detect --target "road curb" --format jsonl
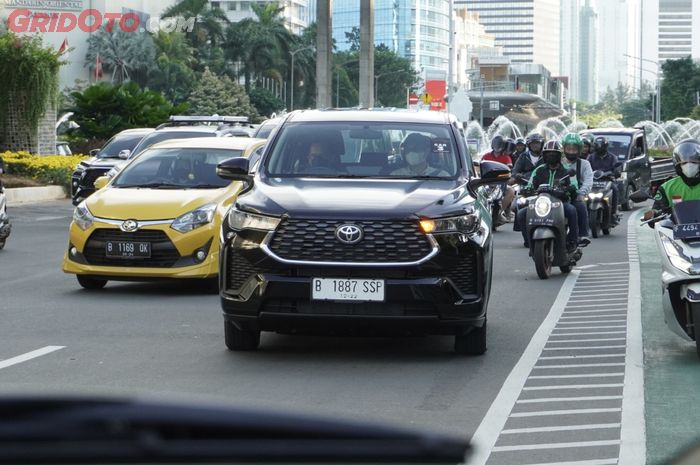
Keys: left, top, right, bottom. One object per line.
{"left": 5, "top": 186, "right": 67, "bottom": 206}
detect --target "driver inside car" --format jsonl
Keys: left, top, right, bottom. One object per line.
{"left": 391, "top": 133, "right": 449, "bottom": 176}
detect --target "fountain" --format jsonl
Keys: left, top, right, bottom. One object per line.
{"left": 464, "top": 120, "right": 488, "bottom": 155}
{"left": 485, "top": 115, "right": 523, "bottom": 141}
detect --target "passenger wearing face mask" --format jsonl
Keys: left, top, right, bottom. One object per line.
{"left": 644, "top": 139, "right": 700, "bottom": 221}
{"left": 561, "top": 133, "right": 593, "bottom": 244}
{"left": 512, "top": 133, "right": 544, "bottom": 184}
{"left": 391, "top": 133, "right": 449, "bottom": 177}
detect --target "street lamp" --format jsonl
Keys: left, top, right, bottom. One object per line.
{"left": 374, "top": 70, "right": 405, "bottom": 106}
{"left": 289, "top": 45, "right": 315, "bottom": 111}
{"left": 624, "top": 53, "right": 661, "bottom": 123}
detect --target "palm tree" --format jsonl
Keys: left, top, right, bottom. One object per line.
{"left": 162, "top": 0, "right": 230, "bottom": 48}
{"left": 85, "top": 26, "right": 156, "bottom": 86}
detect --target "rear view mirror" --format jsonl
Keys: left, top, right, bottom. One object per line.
{"left": 349, "top": 128, "right": 383, "bottom": 139}
{"left": 118, "top": 149, "right": 131, "bottom": 160}
{"left": 629, "top": 189, "right": 651, "bottom": 203}
{"left": 94, "top": 176, "right": 109, "bottom": 190}
{"left": 217, "top": 157, "right": 251, "bottom": 182}
{"left": 468, "top": 161, "right": 511, "bottom": 195}
{"left": 89, "top": 149, "right": 100, "bottom": 156}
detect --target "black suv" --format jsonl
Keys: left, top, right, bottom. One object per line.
{"left": 71, "top": 128, "right": 154, "bottom": 205}
{"left": 216, "top": 110, "right": 509, "bottom": 354}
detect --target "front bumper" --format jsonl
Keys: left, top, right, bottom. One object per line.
{"left": 220, "top": 228, "right": 492, "bottom": 336}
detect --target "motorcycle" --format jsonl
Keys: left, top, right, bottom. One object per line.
{"left": 525, "top": 178, "right": 583, "bottom": 279}
{"left": 484, "top": 182, "right": 506, "bottom": 230}
{"left": 637, "top": 196, "right": 700, "bottom": 357}
{"left": 586, "top": 170, "right": 621, "bottom": 238}
{"left": 0, "top": 164, "right": 11, "bottom": 250}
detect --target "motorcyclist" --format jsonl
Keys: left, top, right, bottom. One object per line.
{"left": 643, "top": 138, "right": 700, "bottom": 222}
{"left": 518, "top": 140, "right": 580, "bottom": 251}
{"left": 561, "top": 133, "right": 593, "bottom": 245}
{"left": 580, "top": 134, "right": 594, "bottom": 159}
{"left": 512, "top": 133, "right": 545, "bottom": 232}
{"left": 588, "top": 136, "right": 620, "bottom": 224}
{"left": 482, "top": 135, "right": 515, "bottom": 224}
{"left": 512, "top": 137, "right": 527, "bottom": 165}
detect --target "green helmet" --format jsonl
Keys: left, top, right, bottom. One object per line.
{"left": 562, "top": 133, "right": 583, "bottom": 161}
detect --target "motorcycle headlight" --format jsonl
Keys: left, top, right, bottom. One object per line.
{"left": 588, "top": 192, "right": 604, "bottom": 200}
{"left": 171, "top": 203, "right": 218, "bottom": 233}
{"left": 420, "top": 208, "right": 481, "bottom": 235}
{"left": 660, "top": 234, "right": 699, "bottom": 275}
{"left": 228, "top": 207, "right": 281, "bottom": 231}
{"left": 73, "top": 202, "right": 94, "bottom": 231}
{"left": 534, "top": 196, "right": 552, "bottom": 217}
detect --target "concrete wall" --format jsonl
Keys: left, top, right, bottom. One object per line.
{"left": 0, "top": 95, "right": 56, "bottom": 155}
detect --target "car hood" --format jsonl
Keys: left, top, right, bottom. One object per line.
{"left": 87, "top": 187, "right": 231, "bottom": 220}
{"left": 79, "top": 157, "right": 123, "bottom": 169}
{"left": 239, "top": 177, "right": 473, "bottom": 219}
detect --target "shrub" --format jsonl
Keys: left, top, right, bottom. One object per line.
{"left": 2, "top": 151, "right": 88, "bottom": 190}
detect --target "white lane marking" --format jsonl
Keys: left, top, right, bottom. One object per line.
{"left": 542, "top": 346, "right": 626, "bottom": 351}
{"left": 492, "top": 439, "right": 620, "bottom": 452}
{"left": 567, "top": 298, "right": 628, "bottom": 303}
{"left": 467, "top": 270, "right": 580, "bottom": 465}
{"left": 34, "top": 215, "right": 69, "bottom": 221}
{"left": 557, "top": 320, "right": 627, "bottom": 325}
{"left": 501, "top": 424, "right": 621, "bottom": 435}
{"left": 520, "top": 459, "right": 619, "bottom": 465}
{"left": 572, "top": 284, "right": 631, "bottom": 289}
{"left": 565, "top": 303, "right": 628, "bottom": 308}
{"left": 619, "top": 213, "right": 645, "bottom": 465}
{"left": 560, "top": 314, "right": 627, "bottom": 319}
{"left": 563, "top": 309, "right": 628, "bottom": 314}
{"left": 553, "top": 326, "right": 627, "bottom": 330}
{"left": 510, "top": 408, "right": 622, "bottom": 418}
{"left": 517, "top": 396, "right": 623, "bottom": 403}
{"left": 522, "top": 384, "right": 624, "bottom": 390}
{"left": 0, "top": 346, "right": 65, "bottom": 370}
{"left": 570, "top": 290, "right": 628, "bottom": 295}
{"left": 528, "top": 373, "right": 624, "bottom": 379}
{"left": 539, "top": 354, "right": 626, "bottom": 360}
{"left": 550, "top": 331, "right": 626, "bottom": 336}
{"left": 533, "top": 363, "right": 626, "bottom": 369}
{"left": 575, "top": 278, "right": 629, "bottom": 283}
{"left": 546, "top": 338, "right": 626, "bottom": 343}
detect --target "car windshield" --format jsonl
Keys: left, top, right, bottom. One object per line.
{"left": 600, "top": 134, "right": 632, "bottom": 160}
{"left": 113, "top": 148, "right": 243, "bottom": 188}
{"left": 265, "top": 122, "right": 459, "bottom": 178}
{"left": 98, "top": 133, "right": 148, "bottom": 158}
{"left": 130, "top": 131, "right": 215, "bottom": 158}
{"left": 254, "top": 120, "right": 279, "bottom": 139}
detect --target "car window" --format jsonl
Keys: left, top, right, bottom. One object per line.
{"left": 98, "top": 133, "right": 148, "bottom": 158}
{"left": 265, "top": 122, "right": 460, "bottom": 178}
{"left": 130, "top": 131, "right": 215, "bottom": 158}
{"left": 113, "top": 148, "right": 243, "bottom": 188}
{"left": 254, "top": 121, "right": 278, "bottom": 139}
{"left": 602, "top": 135, "right": 632, "bottom": 161}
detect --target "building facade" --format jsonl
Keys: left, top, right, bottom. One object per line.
{"left": 212, "top": 0, "right": 312, "bottom": 35}
{"left": 560, "top": 0, "right": 580, "bottom": 101}
{"left": 453, "top": 7, "right": 498, "bottom": 88}
{"left": 595, "top": 0, "right": 628, "bottom": 96}
{"left": 657, "top": 0, "right": 696, "bottom": 61}
{"left": 454, "top": 0, "right": 560, "bottom": 75}
{"left": 578, "top": 0, "right": 598, "bottom": 103}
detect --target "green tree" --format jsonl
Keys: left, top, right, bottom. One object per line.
{"left": 162, "top": 0, "right": 229, "bottom": 48}
{"left": 150, "top": 31, "right": 196, "bottom": 104}
{"left": 248, "top": 87, "right": 285, "bottom": 117}
{"left": 374, "top": 45, "right": 419, "bottom": 107}
{"left": 187, "top": 68, "right": 259, "bottom": 121}
{"left": 85, "top": 25, "right": 156, "bottom": 87}
{"left": 69, "top": 82, "right": 187, "bottom": 139}
{"left": 660, "top": 57, "right": 700, "bottom": 120}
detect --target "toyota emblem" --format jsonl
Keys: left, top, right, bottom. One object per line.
{"left": 335, "top": 224, "right": 363, "bottom": 245}
{"left": 120, "top": 219, "right": 139, "bottom": 232}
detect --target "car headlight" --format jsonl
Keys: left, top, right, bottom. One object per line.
{"left": 227, "top": 207, "right": 281, "bottom": 231}
{"left": 534, "top": 196, "right": 551, "bottom": 217}
{"left": 588, "top": 192, "right": 604, "bottom": 200}
{"left": 73, "top": 202, "right": 94, "bottom": 231}
{"left": 420, "top": 208, "right": 481, "bottom": 235}
{"left": 660, "top": 234, "right": 699, "bottom": 275}
{"left": 74, "top": 163, "right": 85, "bottom": 172}
{"left": 107, "top": 164, "right": 124, "bottom": 178}
{"left": 171, "top": 203, "right": 218, "bottom": 233}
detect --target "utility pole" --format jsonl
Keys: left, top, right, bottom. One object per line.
{"left": 447, "top": 0, "right": 454, "bottom": 111}
{"left": 479, "top": 75, "right": 484, "bottom": 128}
{"left": 289, "top": 45, "right": 314, "bottom": 111}
{"left": 359, "top": 0, "right": 375, "bottom": 107}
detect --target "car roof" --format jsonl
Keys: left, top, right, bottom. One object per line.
{"left": 285, "top": 109, "right": 455, "bottom": 124}
{"left": 116, "top": 128, "right": 155, "bottom": 136}
{"left": 151, "top": 126, "right": 223, "bottom": 133}
{"left": 147, "top": 137, "right": 267, "bottom": 151}
{"left": 582, "top": 128, "right": 641, "bottom": 135}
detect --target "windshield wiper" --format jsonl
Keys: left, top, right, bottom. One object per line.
{"left": 389, "top": 176, "right": 448, "bottom": 180}
{"left": 116, "top": 182, "right": 184, "bottom": 189}
{"left": 186, "top": 184, "right": 226, "bottom": 189}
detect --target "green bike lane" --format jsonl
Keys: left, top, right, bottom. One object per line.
{"left": 638, "top": 210, "right": 700, "bottom": 465}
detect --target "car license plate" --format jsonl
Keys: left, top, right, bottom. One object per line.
{"left": 673, "top": 223, "right": 700, "bottom": 240}
{"left": 311, "top": 278, "right": 385, "bottom": 302}
{"left": 105, "top": 241, "right": 151, "bottom": 258}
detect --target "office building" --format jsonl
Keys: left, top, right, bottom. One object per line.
{"left": 213, "top": 0, "right": 312, "bottom": 35}
{"left": 579, "top": 0, "right": 598, "bottom": 102}
{"left": 595, "top": 0, "right": 628, "bottom": 94}
{"left": 560, "top": 0, "right": 580, "bottom": 101}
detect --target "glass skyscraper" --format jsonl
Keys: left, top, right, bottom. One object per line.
{"left": 332, "top": 0, "right": 451, "bottom": 73}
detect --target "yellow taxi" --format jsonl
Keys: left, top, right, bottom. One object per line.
{"left": 62, "top": 137, "right": 266, "bottom": 289}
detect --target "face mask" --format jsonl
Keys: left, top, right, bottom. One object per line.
{"left": 405, "top": 151, "right": 426, "bottom": 166}
{"left": 681, "top": 162, "right": 700, "bottom": 178}
{"left": 564, "top": 151, "right": 578, "bottom": 161}
{"left": 543, "top": 153, "right": 560, "bottom": 167}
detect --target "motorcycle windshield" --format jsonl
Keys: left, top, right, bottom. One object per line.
{"left": 672, "top": 200, "right": 700, "bottom": 224}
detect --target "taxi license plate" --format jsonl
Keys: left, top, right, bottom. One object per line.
{"left": 673, "top": 223, "right": 700, "bottom": 240}
{"left": 105, "top": 241, "right": 151, "bottom": 258}
{"left": 311, "top": 278, "right": 385, "bottom": 302}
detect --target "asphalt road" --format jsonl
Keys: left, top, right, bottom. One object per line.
{"left": 0, "top": 199, "right": 635, "bottom": 445}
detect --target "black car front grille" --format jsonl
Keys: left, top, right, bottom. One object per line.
{"left": 227, "top": 249, "right": 271, "bottom": 291}
{"left": 268, "top": 219, "right": 433, "bottom": 263}
{"left": 83, "top": 229, "right": 180, "bottom": 267}
{"left": 260, "top": 299, "right": 435, "bottom": 317}
{"left": 80, "top": 168, "right": 111, "bottom": 189}
{"left": 444, "top": 251, "right": 479, "bottom": 295}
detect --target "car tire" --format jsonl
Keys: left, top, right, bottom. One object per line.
{"left": 454, "top": 320, "right": 487, "bottom": 355}
{"left": 224, "top": 320, "right": 260, "bottom": 351}
{"left": 77, "top": 275, "right": 107, "bottom": 290}
{"left": 621, "top": 185, "right": 634, "bottom": 211}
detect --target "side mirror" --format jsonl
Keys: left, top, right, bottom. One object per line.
{"left": 468, "top": 161, "right": 511, "bottom": 195}
{"left": 94, "top": 176, "right": 110, "bottom": 190}
{"left": 217, "top": 157, "right": 251, "bottom": 182}
{"left": 118, "top": 149, "right": 131, "bottom": 160}
{"left": 629, "top": 189, "right": 651, "bottom": 203}
{"left": 89, "top": 149, "right": 100, "bottom": 156}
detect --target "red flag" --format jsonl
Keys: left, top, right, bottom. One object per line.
{"left": 95, "top": 53, "right": 103, "bottom": 81}
{"left": 58, "top": 37, "right": 69, "bottom": 55}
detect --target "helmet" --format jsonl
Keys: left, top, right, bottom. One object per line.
{"left": 593, "top": 136, "right": 608, "bottom": 155}
{"left": 491, "top": 135, "right": 505, "bottom": 153}
{"left": 562, "top": 133, "right": 583, "bottom": 161}
{"left": 541, "top": 140, "right": 563, "bottom": 167}
{"left": 672, "top": 138, "right": 700, "bottom": 186}
{"left": 526, "top": 133, "right": 545, "bottom": 155}
{"left": 504, "top": 138, "right": 516, "bottom": 154}
{"left": 515, "top": 137, "right": 526, "bottom": 152}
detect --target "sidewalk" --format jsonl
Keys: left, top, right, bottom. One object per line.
{"left": 5, "top": 186, "right": 67, "bottom": 206}
{"left": 638, "top": 214, "right": 700, "bottom": 465}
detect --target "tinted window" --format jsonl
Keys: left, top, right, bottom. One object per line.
{"left": 254, "top": 121, "right": 278, "bottom": 139}
{"left": 598, "top": 135, "right": 631, "bottom": 160}
{"left": 265, "top": 122, "right": 460, "bottom": 178}
{"left": 130, "top": 131, "right": 215, "bottom": 158}
{"left": 98, "top": 133, "right": 148, "bottom": 158}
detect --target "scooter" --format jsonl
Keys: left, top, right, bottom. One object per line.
{"left": 638, "top": 197, "right": 700, "bottom": 358}
{"left": 485, "top": 182, "right": 505, "bottom": 231}
{"left": 0, "top": 164, "right": 11, "bottom": 250}
{"left": 525, "top": 179, "right": 583, "bottom": 279}
{"left": 587, "top": 170, "right": 621, "bottom": 238}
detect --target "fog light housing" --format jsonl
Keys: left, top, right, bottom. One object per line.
{"left": 194, "top": 250, "right": 207, "bottom": 262}
{"left": 70, "top": 247, "right": 78, "bottom": 256}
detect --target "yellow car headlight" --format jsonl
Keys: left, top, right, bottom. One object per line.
{"left": 171, "top": 203, "right": 217, "bottom": 233}
{"left": 73, "top": 202, "right": 94, "bottom": 231}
